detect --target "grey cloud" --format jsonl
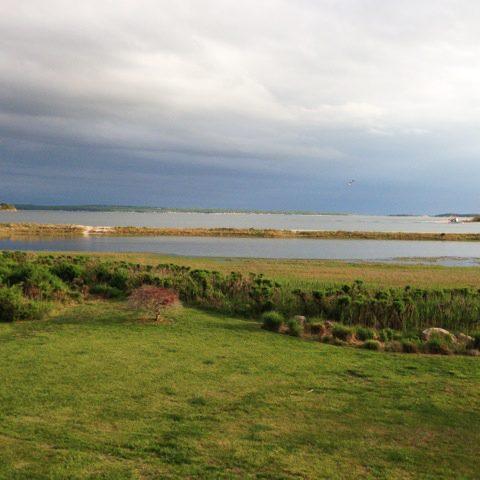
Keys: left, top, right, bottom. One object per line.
{"left": 1, "top": 0, "right": 480, "bottom": 212}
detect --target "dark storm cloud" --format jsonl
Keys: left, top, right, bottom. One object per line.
{"left": 1, "top": 0, "right": 480, "bottom": 212}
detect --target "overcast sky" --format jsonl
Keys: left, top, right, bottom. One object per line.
{"left": 1, "top": 0, "right": 480, "bottom": 213}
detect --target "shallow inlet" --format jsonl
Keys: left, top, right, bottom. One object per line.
{"left": 1, "top": 236, "right": 480, "bottom": 266}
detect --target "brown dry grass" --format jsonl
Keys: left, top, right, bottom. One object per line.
{"left": 2, "top": 222, "right": 480, "bottom": 241}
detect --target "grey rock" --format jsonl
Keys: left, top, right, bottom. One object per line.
{"left": 422, "top": 327, "right": 456, "bottom": 343}
{"left": 457, "top": 333, "right": 474, "bottom": 345}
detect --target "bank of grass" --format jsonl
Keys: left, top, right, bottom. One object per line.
{"left": 0, "top": 301, "right": 478, "bottom": 479}
{"left": 3, "top": 222, "right": 480, "bottom": 241}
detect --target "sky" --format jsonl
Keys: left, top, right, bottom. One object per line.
{"left": 1, "top": 0, "right": 480, "bottom": 214}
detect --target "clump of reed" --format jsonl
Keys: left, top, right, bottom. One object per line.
{"left": 276, "top": 281, "right": 480, "bottom": 333}
{"left": 1, "top": 252, "right": 480, "bottom": 338}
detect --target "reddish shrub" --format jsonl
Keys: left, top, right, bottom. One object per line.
{"left": 128, "top": 286, "right": 179, "bottom": 321}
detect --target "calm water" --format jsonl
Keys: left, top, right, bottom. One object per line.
{"left": 1, "top": 210, "right": 479, "bottom": 233}
{"left": 0, "top": 236, "right": 479, "bottom": 266}
{"left": 1, "top": 211, "right": 479, "bottom": 264}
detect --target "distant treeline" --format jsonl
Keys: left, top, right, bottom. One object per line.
{"left": 10, "top": 204, "right": 480, "bottom": 217}
{"left": 436, "top": 213, "right": 480, "bottom": 217}
{"left": 0, "top": 203, "right": 16, "bottom": 211}
{"left": 390, "top": 213, "right": 480, "bottom": 218}
{"left": 15, "top": 204, "right": 349, "bottom": 215}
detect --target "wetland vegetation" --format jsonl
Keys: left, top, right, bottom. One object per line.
{"left": 3, "top": 222, "right": 480, "bottom": 241}
{"left": 1, "top": 252, "right": 479, "bottom": 350}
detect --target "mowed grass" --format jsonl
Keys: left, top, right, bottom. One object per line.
{"left": 0, "top": 302, "right": 479, "bottom": 479}
{"left": 43, "top": 251, "right": 480, "bottom": 289}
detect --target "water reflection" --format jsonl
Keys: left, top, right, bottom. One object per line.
{"left": 0, "top": 235, "right": 479, "bottom": 266}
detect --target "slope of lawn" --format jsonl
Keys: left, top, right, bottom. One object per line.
{"left": 0, "top": 302, "right": 479, "bottom": 479}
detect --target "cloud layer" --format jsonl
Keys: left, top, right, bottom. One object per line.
{"left": 1, "top": 0, "right": 480, "bottom": 212}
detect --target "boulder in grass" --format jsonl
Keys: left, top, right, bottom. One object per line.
{"left": 457, "top": 333, "right": 474, "bottom": 345}
{"left": 422, "top": 327, "right": 456, "bottom": 343}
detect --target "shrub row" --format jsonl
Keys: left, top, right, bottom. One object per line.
{"left": 0, "top": 252, "right": 480, "bottom": 336}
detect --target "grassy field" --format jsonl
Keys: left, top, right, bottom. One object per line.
{"left": 39, "top": 252, "right": 480, "bottom": 289}
{"left": 0, "top": 301, "right": 479, "bottom": 479}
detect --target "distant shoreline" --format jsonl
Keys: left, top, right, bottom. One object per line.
{"left": 2, "top": 222, "right": 480, "bottom": 241}
{"left": 12, "top": 204, "right": 350, "bottom": 216}
{"left": 4, "top": 204, "right": 480, "bottom": 217}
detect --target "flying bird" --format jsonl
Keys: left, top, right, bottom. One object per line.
{"left": 347, "top": 179, "right": 355, "bottom": 186}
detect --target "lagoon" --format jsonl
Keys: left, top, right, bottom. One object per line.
{"left": 1, "top": 235, "right": 479, "bottom": 265}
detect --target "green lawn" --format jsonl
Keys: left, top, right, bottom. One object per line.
{"left": 0, "top": 302, "right": 479, "bottom": 479}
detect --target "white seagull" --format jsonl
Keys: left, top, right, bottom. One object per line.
{"left": 347, "top": 179, "right": 355, "bottom": 186}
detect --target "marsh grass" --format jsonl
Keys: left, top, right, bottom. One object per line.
{"left": 32, "top": 252, "right": 480, "bottom": 289}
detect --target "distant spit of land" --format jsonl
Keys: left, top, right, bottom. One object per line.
{"left": 13, "top": 204, "right": 349, "bottom": 215}
{"left": 2, "top": 203, "right": 480, "bottom": 218}
{"left": 0, "top": 203, "right": 16, "bottom": 211}
{"left": 2, "top": 222, "right": 480, "bottom": 241}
